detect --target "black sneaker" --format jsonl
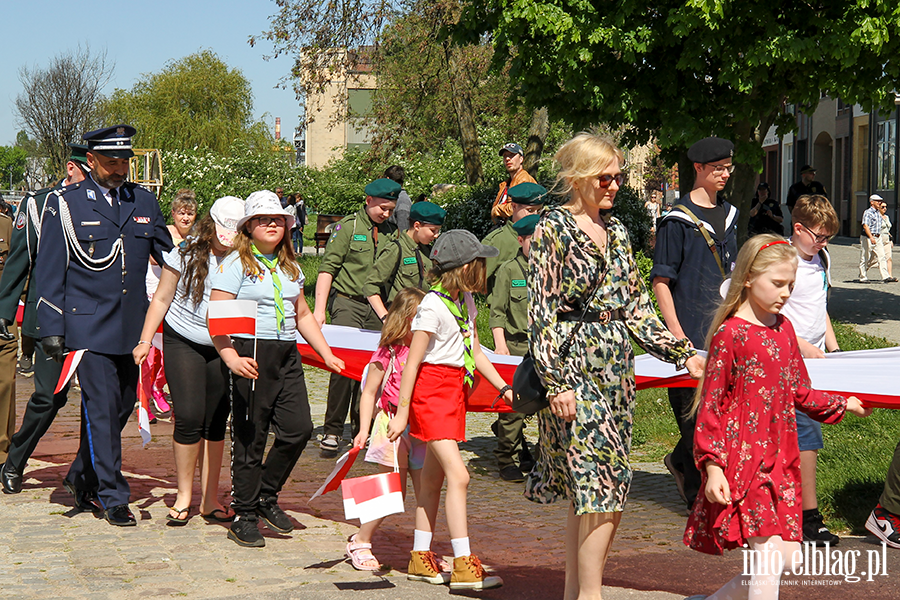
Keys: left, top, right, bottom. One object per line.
{"left": 499, "top": 464, "right": 525, "bottom": 483}
{"left": 228, "top": 514, "right": 265, "bottom": 547}
{"left": 257, "top": 496, "right": 294, "bottom": 533}
{"left": 866, "top": 504, "right": 900, "bottom": 548}
{"left": 802, "top": 508, "right": 840, "bottom": 545}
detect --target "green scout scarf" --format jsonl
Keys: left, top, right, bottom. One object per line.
{"left": 251, "top": 244, "right": 285, "bottom": 331}
{"left": 430, "top": 281, "right": 475, "bottom": 386}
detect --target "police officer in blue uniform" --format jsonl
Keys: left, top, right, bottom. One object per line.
{"left": 0, "top": 145, "right": 89, "bottom": 498}
{"left": 34, "top": 125, "right": 173, "bottom": 526}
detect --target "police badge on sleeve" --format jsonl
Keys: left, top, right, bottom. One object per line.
{"left": 15, "top": 211, "right": 26, "bottom": 230}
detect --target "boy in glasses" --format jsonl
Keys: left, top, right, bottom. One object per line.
{"left": 780, "top": 194, "right": 842, "bottom": 545}
{"left": 314, "top": 178, "right": 399, "bottom": 456}
{"left": 650, "top": 136, "right": 739, "bottom": 510}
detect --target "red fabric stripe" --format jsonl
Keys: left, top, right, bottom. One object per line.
{"left": 343, "top": 472, "right": 403, "bottom": 504}
{"left": 208, "top": 316, "right": 256, "bottom": 336}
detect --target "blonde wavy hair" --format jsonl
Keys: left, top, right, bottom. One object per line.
{"left": 553, "top": 132, "right": 625, "bottom": 197}
{"left": 229, "top": 224, "right": 301, "bottom": 282}
{"left": 380, "top": 287, "right": 426, "bottom": 348}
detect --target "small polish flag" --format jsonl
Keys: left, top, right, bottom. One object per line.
{"left": 309, "top": 446, "right": 360, "bottom": 502}
{"left": 342, "top": 471, "right": 405, "bottom": 524}
{"left": 15, "top": 300, "right": 24, "bottom": 325}
{"left": 208, "top": 300, "right": 258, "bottom": 336}
{"left": 137, "top": 367, "right": 152, "bottom": 447}
{"left": 54, "top": 349, "right": 86, "bottom": 394}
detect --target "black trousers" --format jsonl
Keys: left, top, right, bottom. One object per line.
{"left": 229, "top": 338, "right": 312, "bottom": 514}
{"left": 67, "top": 352, "right": 137, "bottom": 509}
{"left": 668, "top": 386, "right": 701, "bottom": 507}
{"left": 6, "top": 343, "right": 69, "bottom": 472}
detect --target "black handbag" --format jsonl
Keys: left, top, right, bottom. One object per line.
{"left": 512, "top": 262, "right": 608, "bottom": 415}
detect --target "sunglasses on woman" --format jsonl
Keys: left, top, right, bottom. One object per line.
{"left": 596, "top": 173, "right": 626, "bottom": 188}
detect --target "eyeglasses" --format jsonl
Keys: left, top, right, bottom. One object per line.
{"left": 596, "top": 173, "right": 625, "bottom": 188}
{"left": 800, "top": 222, "right": 832, "bottom": 244}
{"left": 707, "top": 163, "right": 735, "bottom": 174}
{"left": 252, "top": 216, "right": 286, "bottom": 227}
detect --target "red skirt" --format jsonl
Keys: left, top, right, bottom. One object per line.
{"left": 409, "top": 363, "right": 467, "bottom": 442}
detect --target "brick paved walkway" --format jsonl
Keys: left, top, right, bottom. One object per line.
{"left": 0, "top": 366, "right": 896, "bottom": 599}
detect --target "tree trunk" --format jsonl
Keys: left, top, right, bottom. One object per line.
{"left": 444, "top": 43, "right": 483, "bottom": 186}
{"left": 523, "top": 106, "right": 549, "bottom": 177}
{"left": 677, "top": 151, "right": 694, "bottom": 200}
{"left": 728, "top": 163, "right": 759, "bottom": 245}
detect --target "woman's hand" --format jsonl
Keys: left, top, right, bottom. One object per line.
{"left": 226, "top": 355, "right": 258, "bottom": 379}
{"left": 352, "top": 430, "right": 369, "bottom": 449}
{"left": 846, "top": 396, "right": 873, "bottom": 418}
{"left": 704, "top": 464, "right": 731, "bottom": 505}
{"left": 132, "top": 343, "right": 150, "bottom": 366}
{"left": 502, "top": 388, "right": 514, "bottom": 407}
{"left": 685, "top": 354, "right": 706, "bottom": 379}
{"left": 386, "top": 415, "right": 407, "bottom": 442}
{"left": 548, "top": 389, "right": 576, "bottom": 422}
{"left": 324, "top": 353, "right": 345, "bottom": 373}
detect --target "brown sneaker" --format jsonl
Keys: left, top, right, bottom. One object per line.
{"left": 407, "top": 550, "right": 451, "bottom": 585}
{"left": 450, "top": 554, "right": 503, "bottom": 590}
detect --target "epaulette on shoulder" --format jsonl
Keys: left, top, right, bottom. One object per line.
{"left": 57, "top": 182, "right": 82, "bottom": 195}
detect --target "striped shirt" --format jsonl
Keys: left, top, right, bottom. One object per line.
{"left": 863, "top": 207, "right": 882, "bottom": 236}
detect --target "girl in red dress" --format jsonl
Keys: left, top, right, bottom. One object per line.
{"left": 682, "top": 234, "right": 870, "bottom": 600}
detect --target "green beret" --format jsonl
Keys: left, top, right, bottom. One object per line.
{"left": 512, "top": 214, "right": 540, "bottom": 237}
{"left": 365, "top": 178, "right": 402, "bottom": 201}
{"left": 507, "top": 182, "right": 547, "bottom": 206}
{"left": 409, "top": 201, "right": 446, "bottom": 225}
{"left": 68, "top": 143, "right": 89, "bottom": 165}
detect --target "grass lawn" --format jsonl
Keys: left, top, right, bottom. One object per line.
{"left": 297, "top": 254, "right": 896, "bottom": 534}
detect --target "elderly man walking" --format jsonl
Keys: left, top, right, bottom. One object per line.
{"left": 860, "top": 194, "right": 890, "bottom": 283}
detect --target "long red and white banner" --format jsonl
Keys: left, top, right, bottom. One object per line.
{"left": 208, "top": 299, "right": 257, "bottom": 337}
{"left": 297, "top": 325, "right": 900, "bottom": 411}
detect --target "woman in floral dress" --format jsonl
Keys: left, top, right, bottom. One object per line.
{"left": 526, "top": 132, "right": 705, "bottom": 600}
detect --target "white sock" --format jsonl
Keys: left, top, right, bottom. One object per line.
{"left": 413, "top": 530, "right": 432, "bottom": 552}
{"left": 451, "top": 537, "right": 471, "bottom": 558}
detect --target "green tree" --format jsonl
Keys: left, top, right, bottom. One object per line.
{"left": 455, "top": 1, "right": 900, "bottom": 240}
{"left": 0, "top": 146, "right": 28, "bottom": 190}
{"left": 103, "top": 50, "right": 271, "bottom": 153}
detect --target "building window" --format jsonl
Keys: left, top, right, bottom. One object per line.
{"left": 347, "top": 89, "right": 374, "bottom": 150}
{"left": 876, "top": 119, "right": 896, "bottom": 190}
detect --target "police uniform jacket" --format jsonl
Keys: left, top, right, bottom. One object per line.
{"left": 786, "top": 180, "right": 827, "bottom": 211}
{"left": 483, "top": 220, "right": 519, "bottom": 302}
{"left": 34, "top": 178, "right": 173, "bottom": 355}
{"left": 0, "top": 185, "right": 58, "bottom": 337}
{"left": 362, "top": 231, "right": 432, "bottom": 302}
{"left": 488, "top": 250, "right": 528, "bottom": 342}
{"left": 650, "top": 196, "right": 738, "bottom": 347}
{"left": 319, "top": 207, "right": 397, "bottom": 298}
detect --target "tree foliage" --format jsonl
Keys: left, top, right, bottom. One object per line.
{"left": 454, "top": 1, "right": 900, "bottom": 239}
{"left": 0, "top": 146, "right": 28, "bottom": 190}
{"left": 15, "top": 45, "right": 113, "bottom": 176}
{"left": 102, "top": 50, "right": 271, "bottom": 153}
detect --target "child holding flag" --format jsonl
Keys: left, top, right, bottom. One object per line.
{"left": 210, "top": 190, "right": 345, "bottom": 548}
{"left": 387, "top": 230, "right": 513, "bottom": 590}
{"left": 346, "top": 287, "right": 433, "bottom": 572}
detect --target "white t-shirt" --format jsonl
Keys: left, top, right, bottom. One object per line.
{"left": 162, "top": 247, "right": 225, "bottom": 346}
{"left": 412, "top": 291, "right": 478, "bottom": 367}
{"left": 781, "top": 250, "right": 829, "bottom": 350}
{"left": 210, "top": 253, "right": 302, "bottom": 341}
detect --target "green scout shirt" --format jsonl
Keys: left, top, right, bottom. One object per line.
{"left": 362, "top": 230, "right": 433, "bottom": 302}
{"left": 0, "top": 185, "right": 60, "bottom": 337}
{"left": 489, "top": 251, "right": 528, "bottom": 340}
{"left": 482, "top": 220, "right": 519, "bottom": 303}
{"left": 319, "top": 207, "right": 397, "bottom": 297}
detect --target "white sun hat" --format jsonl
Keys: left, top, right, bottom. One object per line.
{"left": 236, "top": 190, "right": 295, "bottom": 231}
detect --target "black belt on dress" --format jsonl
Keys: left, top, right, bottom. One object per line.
{"left": 336, "top": 292, "right": 367, "bottom": 303}
{"left": 558, "top": 308, "right": 625, "bottom": 324}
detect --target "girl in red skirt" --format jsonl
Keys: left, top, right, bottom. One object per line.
{"left": 388, "top": 230, "right": 513, "bottom": 590}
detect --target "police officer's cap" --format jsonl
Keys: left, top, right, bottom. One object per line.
{"left": 512, "top": 214, "right": 540, "bottom": 237}
{"left": 687, "top": 137, "right": 733, "bottom": 164}
{"left": 67, "top": 143, "right": 90, "bottom": 166}
{"left": 83, "top": 125, "right": 136, "bottom": 159}
{"left": 365, "top": 178, "right": 401, "bottom": 201}
{"left": 800, "top": 164, "right": 816, "bottom": 174}
{"left": 409, "top": 201, "right": 446, "bottom": 225}
{"left": 508, "top": 182, "right": 547, "bottom": 206}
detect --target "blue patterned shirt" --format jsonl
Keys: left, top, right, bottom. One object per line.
{"left": 863, "top": 207, "right": 882, "bottom": 236}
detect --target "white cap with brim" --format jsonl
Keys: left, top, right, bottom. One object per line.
{"left": 210, "top": 196, "right": 244, "bottom": 247}
{"left": 871, "top": 194, "right": 884, "bottom": 202}
{"left": 236, "top": 190, "right": 295, "bottom": 231}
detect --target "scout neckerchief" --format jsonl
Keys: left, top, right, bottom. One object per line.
{"left": 430, "top": 282, "right": 475, "bottom": 386}
{"left": 251, "top": 243, "right": 285, "bottom": 331}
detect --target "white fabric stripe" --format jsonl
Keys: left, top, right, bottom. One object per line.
{"left": 208, "top": 299, "right": 258, "bottom": 320}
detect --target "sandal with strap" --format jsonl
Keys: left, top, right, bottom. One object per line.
{"left": 166, "top": 507, "right": 190, "bottom": 526}
{"left": 346, "top": 534, "right": 380, "bottom": 571}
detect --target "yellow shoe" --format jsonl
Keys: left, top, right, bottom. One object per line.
{"left": 407, "top": 550, "right": 450, "bottom": 585}
{"left": 449, "top": 554, "right": 503, "bottom": 590}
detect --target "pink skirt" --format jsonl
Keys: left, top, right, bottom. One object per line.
{"left": 409, "top": 363, "right": 467, "bottom": 442}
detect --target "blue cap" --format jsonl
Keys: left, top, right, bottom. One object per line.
{"left": 83, "top": 125, "right": 136, "bottom": 159}
{"left": 499, "top": 142, "right": 523, "bottom": 157}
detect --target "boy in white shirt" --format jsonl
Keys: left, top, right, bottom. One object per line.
{"left": 780, "top": 194, "right": 841, "bottom": 544}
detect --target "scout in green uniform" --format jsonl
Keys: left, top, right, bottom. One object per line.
{"left": 363, "top": 201, "right": 445, "bottom": 320}
{"left": 0, "top": 210, "right": 14, "bottom": 464}
{"left": 483, "top": 182, "right": 545, "bottom": 305}
{"left": 489, "top": 214, "right": 540, "bottom": 482}
{"left": 314, "top": 178, "right": 399, "bottom": 456}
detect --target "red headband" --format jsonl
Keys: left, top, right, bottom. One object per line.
{"left": 759, "top": 240, "right": 789, "bottom": 251}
